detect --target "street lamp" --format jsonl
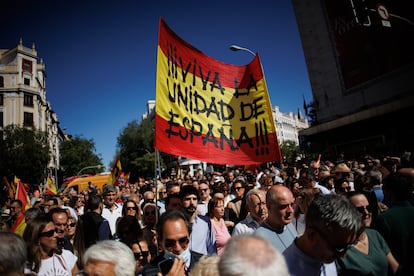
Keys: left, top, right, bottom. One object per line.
{"left": 229, "top": 44, "right": 256, "bottom": 56}
{"left": 77, "top": 165, "right": 105, "bottom": 176}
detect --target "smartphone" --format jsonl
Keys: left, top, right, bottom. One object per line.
{"left": 158, "top": 257, "right": 175, "bottom": 275}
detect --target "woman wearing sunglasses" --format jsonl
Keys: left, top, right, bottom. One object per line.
{"left": 122, "top": 199, "right": 142, "bottom": 226}
{"left": 67, "top": 216, "right": 85, "bottom": 270}
{"left": 336, "top": 192, "right": 399, "bottom": 275}
{"left": 23, "top": 214, "right": 79, "bottom": 275}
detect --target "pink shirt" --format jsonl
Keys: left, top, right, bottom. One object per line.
{"left": 212, "top": 218, "right": 231, "bottom": 256}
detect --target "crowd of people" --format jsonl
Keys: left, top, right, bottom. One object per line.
{"left": 0, "top": 154, "right": 413, "bottom": 276}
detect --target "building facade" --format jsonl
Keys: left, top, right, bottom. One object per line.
{"left": 292, "top": 0, "right": 414, "bottom": 159}
{"left": 273, "top": 105, "right": 308, "bottom": 146}
{"left": 0, "top": 40, "right": 65, "bottom": 182}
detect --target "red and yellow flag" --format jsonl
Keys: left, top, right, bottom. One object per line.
{"left": 45, "top": 175, "right": 57, "bottom": 195}
{"left": 3, "top": 176, "right": 15, "bottom": 198}
{"left": 154, "top": 18, "right": 281, "bottom": 165}
{"left": 110, "top": 157, "right": 122, "bottom": 185}
{"left": 14, "top": 176, "right": 31, "bottom": 211}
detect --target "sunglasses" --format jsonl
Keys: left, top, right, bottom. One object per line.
{"left": 356, "top": 205, "right": 372, "bottom": 214}
{"left": 234, "top": 187, "right": 243, "bottom": 191}
{"left": 313, "top": 227, "right": 356, "bottom": 255}
{"left": 164, "top": 236, "right": 189, "bottom": 249}
{"left": 339, "top": 186, "right": 351, "bottom": 192}
{"left": 127, "top": 207, "right": 137, "bottom": 211}
{"left": 39, "top": 228, "right": 58, "bottom": 238}
{"left": 134, "top": 251, "right": 149, "bottom": 260}
{"left": 67, "top": 222, "right": 76, "bottom": 228}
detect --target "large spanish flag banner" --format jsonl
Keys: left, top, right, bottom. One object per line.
{"left": 155, "top": 18, "right": 281, "bottom": 165}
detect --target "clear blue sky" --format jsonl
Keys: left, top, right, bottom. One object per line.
{"left": 2, "top": 0, "right": 312, "bottom": 168}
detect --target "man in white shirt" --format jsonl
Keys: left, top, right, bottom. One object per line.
{"left": 101, "top": 184, "right": 122, "bottom": 236}
{"left": 233, "top": 189, "right": 267, "bottom": 236}
{"left": 196, "top": 182, "right": 211, "bottom": 216}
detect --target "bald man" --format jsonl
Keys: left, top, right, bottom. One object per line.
{"left": 254, "top": 185, "right": 297, "bottom": 252}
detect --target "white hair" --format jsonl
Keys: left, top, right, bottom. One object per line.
{"left": 83, "top": 240, "right": 135, "bottom": 276}
{"left": 218, "top": 234, "right": 289, "bottom": 276}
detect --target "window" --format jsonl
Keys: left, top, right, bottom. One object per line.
{"left": 0, "top": 94, "right": 3, "bottom": 106}
{"left": 23, "top": 112, "right": 33, "bottom": 127}
{"left": 22, "top": 59, "right": 32, "bottom": 73}
{"left": 0, "top": 112, "right": 3, "bottom": 127}
{"left": 24, "top": 94, "right": 33, "bottom": 107}
{"left": 24, "top": 78, "right": 30, "bottom": 86}
{"left": 0, "top": 76, "right": 4, "bottom": 87}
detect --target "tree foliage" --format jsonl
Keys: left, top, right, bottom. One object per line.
{"left": 0, "top": 125, "right": 49, "bottom": 186}
{"left": 59, "top": 136, "right": 103, "bottom": 178}
{"left": 280, "top": 140, "right": 301, "bottom": 164}
{"left": 117, "top": 118, "right": 163, "bottom": 181}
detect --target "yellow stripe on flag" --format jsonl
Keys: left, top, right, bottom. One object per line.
{"left": 154, "top": 18, "right": 281, "bottom": 165}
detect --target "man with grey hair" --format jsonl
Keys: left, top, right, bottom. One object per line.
{"left": 83, "top": 240, "right": 135, "bottom": 276}
{"left": 0, "top": 231, "right": 27, "bottom": 276}
{"left": 219, "top": 234, "right": 289, "bottom": 276}
{"left": 283, "top": 194, "right": 363, "bottom": 275}
{"left": 232, "top": 189, "right": 267, "bottom": 236}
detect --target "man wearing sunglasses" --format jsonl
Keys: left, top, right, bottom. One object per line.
{"left": 196, "top": 182, "right": 211, "bottom": 216}
{"left": 283, "top": 194, "right": 363, "bottom": 275}
{"left": 8, "top": 199, "right": 26, "bottom": 236}
{"left": 141, "top": 210, "right": 203, "bottom": 276}
{"left": 49, "top": 207, "right": 74, "bottom": 253}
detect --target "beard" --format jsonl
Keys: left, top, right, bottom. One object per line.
{"left": 185, "top": 205, "right": 197, "bottom": 214}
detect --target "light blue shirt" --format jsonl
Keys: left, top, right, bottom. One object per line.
{"left": 189, "top": 215, "right": 216, "bottom": 255}
{"left": 254, "top": 222, "right": 297, "bottom": 252}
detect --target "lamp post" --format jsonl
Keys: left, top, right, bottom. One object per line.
{"left": 229, "top": 44, "right": 256, "bottom": 56}
{"left": 77, "top": 165, "right": 105, "bottom": 176}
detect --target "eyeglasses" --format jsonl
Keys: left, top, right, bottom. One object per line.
{"left": 356, "top": 205, "right": 372, "bottom": 214}
{"left": 67, "top": 223, "right": 76, "bottom": 228}
{"left": 127, "top": 207, "right": 137, "bottom": 211}
{"left": 39, "top": 228, "right": 58, "bottom": 238}
{"left": 134, "top": 251, "right": 149, "bottom": 260}
{"left": 313, "top": 227, "right": 357, "bottom": 255}
{"left": 164, "top": 236, "right": 189, "bottom": 249}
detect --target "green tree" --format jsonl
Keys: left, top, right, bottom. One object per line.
{"left": 280, "top": 140, "right": 301, "bottom": 164}
{"left": 117, "top": 118, "right": 163, "bottom": 181}
{"left": 0, "top": 125, "right": 49, "bottom": 186}
{"left": 59, "top": 136, "right": 103, "bottom": 179}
